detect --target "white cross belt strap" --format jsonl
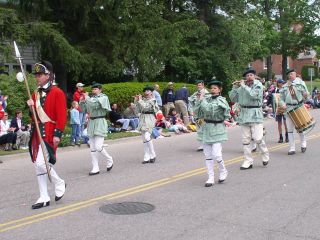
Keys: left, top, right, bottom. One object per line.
{"left": 35, "top": 91, "right": 56, "bottom": 124}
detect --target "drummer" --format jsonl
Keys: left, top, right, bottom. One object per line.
{"left": 279, "top": 69, "right": 309, "bottom": 155}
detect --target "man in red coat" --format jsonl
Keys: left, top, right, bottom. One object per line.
{"left": 27, "top": 60, "right": 67, "bottom": 209}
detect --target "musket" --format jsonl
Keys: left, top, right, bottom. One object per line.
{"left": 14, "top": 41, "right": 52, "bottom": 182}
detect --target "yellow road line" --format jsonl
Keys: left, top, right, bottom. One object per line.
{"left": 1, "top": 133, "right": 319, "bottom": 233}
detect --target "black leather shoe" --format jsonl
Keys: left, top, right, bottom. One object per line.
{"left": 288, "top": 151, "right": 296, "bottom": 155}
{"left": 218, "top": 179, "right": 225, "bottom": 183}
{"left": 142, "top": 160, "right": 149, "bottom": 164}
{"left": 301, "top": 147, "right": 306, "bottom": 153}
{"left": 89, "top": 171, "right": 100, "bottom": 176}
{"left": 262, "top": 161, "right": 268, "bottom": 166}
{"left": 55, "top": 183, "right": 67, "bottom": 202}
{"left": 107, "top": 164, "right": 113, "bottom": 172}
{"left": 32, "top": 201, "right": 50, "bottom": 210}
{"left": 197, "top": 148, "right": 203, "bottom": 152}
{"left": 251, "top": 148, "right": 257, "bottom": 153}
{"left": 149, "top": 158, "right": 156, "bottom": 163}
{"left": 204, "top": 183, "right": 213, "bottom": 187}
{"left": 240, "top": 164, "right": 253, "bottom": 170}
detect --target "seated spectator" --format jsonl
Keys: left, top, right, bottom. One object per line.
{"left": 167, "top": 109, "right": 190, "bottom": 134}
{"left": 0, "top": 113, "right": 18, "bottom": 151}
{"left": 314, "top": 93, "right": 320, "bottom": 108}
{"left": 10, "top": 110, "right": 30, "bottom": 149}
{"left": 0, "top": 90, "right": 8, "bottom": 120}
{"left": 123, "top": 102, "right": 140, "bottom": 131}
{"left": 109, "top": 103, "right": 130, "bottom": 131}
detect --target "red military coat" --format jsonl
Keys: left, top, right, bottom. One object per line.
{"left": 30, "top": 85, "right": 67, "bottom": 164}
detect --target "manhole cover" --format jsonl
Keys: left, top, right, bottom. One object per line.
{"left": 99, "top": 202, "right": 155, "bottom": 215}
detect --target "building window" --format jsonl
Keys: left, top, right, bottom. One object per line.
{"left": 263, "top": 58, "right": 267, "bottom": 69}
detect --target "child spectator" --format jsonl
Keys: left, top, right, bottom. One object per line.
{"left": 70, "top": 101, "right": 81, "bottom": 146}
{"left": 168, "top": 109, "right": 190, "bottom": 134}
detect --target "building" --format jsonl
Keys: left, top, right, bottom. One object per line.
{"left": 251, "top": 51, "right": 319, "bottom": 79}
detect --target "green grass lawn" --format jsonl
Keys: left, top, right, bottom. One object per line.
{"left": 305, "top": 80, "right": 320, "bottom": 91}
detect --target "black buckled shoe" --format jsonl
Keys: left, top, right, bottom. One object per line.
{"left": 240, "top": 164, "right": 253, "bottom": 170}
{"left": 89, "top": 171, "right": 100, "bottom": 176}
{"left": 204, "top": 183, "right": 214, "bottom": 187}
{"left": 107, "top": 164, "right": 113, "bottom": 172}
{"left": 262, "top": 161, "right": 269, "bottom": 166}
{"left": 142, "top": 160, "right": 150, "bottom": 164}
{"left": 149, "top": 158, "right": 156, "bottom": 163}
{"left": 288, "top": 151, "right": 296, "bottom": 155}
{"left": 32, "top": 201, "right": 50, "bottom": 210}
{"left": 55, "top": 183, "right": 67, "bottom": 202}
{"left": 301, "top": 147, "right": 306, "bottom": 153}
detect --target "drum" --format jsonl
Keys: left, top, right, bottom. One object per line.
{"left": 287, "top": 104, "right": 316, "bottom": 134}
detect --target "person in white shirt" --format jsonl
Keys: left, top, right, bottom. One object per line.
{"left": 0, "top": 113, "right": 18, "bottom": 151}
{"left": 10, "top": 110, "right": 30, "bottom": 149}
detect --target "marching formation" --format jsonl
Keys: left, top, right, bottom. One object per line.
{"left": 14, "top": 56, "right": 315, "bottom": 209}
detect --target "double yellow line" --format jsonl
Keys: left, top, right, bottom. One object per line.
{"left": 1, "top": 134, "right": 319, "bottom": 233}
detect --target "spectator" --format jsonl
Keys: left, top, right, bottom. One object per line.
{"left": 311, "top": 87, "right": 318, "bottom": 99}
{"left": 174, "top": 85, "right": 189, "bottom": 126}
{"left": 73, "top": 82, "right": 87, "bottom": 141}
{"left": 109, "top": 103, "right": 130, "bottom": 131}
{"left": 9, "top": 110, "right": 30, "bottom": 149}
{"left": 70, "top": 101, "right": 81, "bottom": 146}
{"left": 0, "top": 90, "right": 8, "bottom": 120}
{"left": 123, "top": 102, "right": 140, "bottom": 131}
{"left": 0, "top": 113, "right": 18, "bottom": 151}
{"left": 168, "top": 109, "right": 190, "bottom": 134}
{"left": 152, "top": 84, "right": 162, "bottom": 108}
{"left": 162, "top": 82, "right": 175, "bottom": 117}
{"left": 314, "top": 93, "right": 320, "bottom": 108}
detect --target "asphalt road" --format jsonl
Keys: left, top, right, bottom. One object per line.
{"left": 1, "top": 110, "right": 320, "bottom": 240}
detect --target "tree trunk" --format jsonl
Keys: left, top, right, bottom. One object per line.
{"left": 266, "top": 55, "right": 273, "bottom": 81}
{"left": 282, "top": 54, "right": 288, "bottom": 81}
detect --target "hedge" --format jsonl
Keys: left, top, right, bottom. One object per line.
{"left": 85, "top": 82, "right": 199, "bottom": 111}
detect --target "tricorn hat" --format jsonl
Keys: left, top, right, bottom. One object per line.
{"left": 207, "top": 80, "right": 222, "bottom": 88}
{"left": 243, "top": 67, "right": 256, "bottom": 77}
{"left": 143, "top": 86, "right": 154, "bottom": 92}
{"left": 195, "top": 79, "right": 204, "bottom": 84}
{"left": 33, "top": 60, "right": 53, "bottom": 75}
{"left": 286, "top": 68, "right": 296, "bottom": 75}
{"left": 91, "top": 81, "right": 102, "bottom": 89}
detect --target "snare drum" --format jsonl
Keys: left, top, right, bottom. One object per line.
{"left": 287, "top": 104, "right": 316, "bottom": 134}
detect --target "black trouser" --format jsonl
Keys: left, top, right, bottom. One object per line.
{"left": 0, "top": 133, "right": 17, "bottom": 145}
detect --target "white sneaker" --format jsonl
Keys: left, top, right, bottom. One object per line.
{"left": 20, "top": 146, "right": 29, "bottom": 150}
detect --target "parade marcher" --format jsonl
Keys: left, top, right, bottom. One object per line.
{"left": 272, "top": 79, "right": 288, "bottom": 143}
{"left": 27, "top": 61, "right": 67, "bottom": 209}
{"left": 188, "top": 80, "right": 209, "bottom": 151}
{"left": 229, "top": 68, "right": 269, "bottom": 169}
{"left": 135, "top": 86, "right": 160, "bottom": 164}
{"left": 80, "top": 82, "right": 113, "bottom": 175}
{"left": 194, "top": 81, "right": 230, "bottom": 187}
{"left": 279, "top": 69, "right": 309, "bottom": 155}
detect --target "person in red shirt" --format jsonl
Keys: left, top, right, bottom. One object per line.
{"left": 27, "top": 60, "right": 67, "bottom": 209}
{"left": 73, "top": 82, "right": 86, "bottom": 141}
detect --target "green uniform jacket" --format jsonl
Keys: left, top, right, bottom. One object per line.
{"left": 229, "top": 80, "right": 264, "bottom": 124}
{"left": 279, "top": 79, "right": 308, "bottom": 113}
{"left": 188, "top": 88, "right": 209, "bottom": 119}
{"left": 80, "top": 93, "right": 111, "bottom": 137}
{"left": 194, "top": 95, "right": 230, "bottom": 144}
{"left": 135, "top": 97, "right": 159, "bottom": 134}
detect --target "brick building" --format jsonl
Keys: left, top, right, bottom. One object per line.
{"left": 251, "top": 50, "right": 319, "bottom": 79}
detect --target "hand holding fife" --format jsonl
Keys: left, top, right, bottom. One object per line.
{"left": 27, "top": 99, "right": 34, "bottom": 106}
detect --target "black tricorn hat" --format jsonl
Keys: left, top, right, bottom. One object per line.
{"left": 143, "top": 86, "right": 154, "bottom": 92}
{"left": 195, "top": 79, "right": 204, "bottom": 84}
{"left": 243, "top": 67, "right": 256, "bottom": 77}
{"left": 91, "top": 81, "right": 102, "bottom": 89}
{"left": 207, "top": 80, "right": 222, "bottom": 88}
{"left": 286, "top": 68, "right": 296, "bottom": 75}
{"left": 33, "top": 60, "right": 53, "bottom": 75}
